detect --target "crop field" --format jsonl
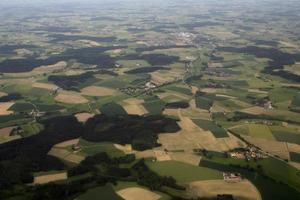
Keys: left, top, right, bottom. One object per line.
{"left": 79, "top": 139, "right": 125, "bottom": 157}
{"left": 76, "top": 185, "right": 123, "bottom": 200}
{"left": 55, "top": 91, "right": 89, "bottom": 104}
{"left": 32, "top": 82, "right": 58, "bottom": 90}
{"left": 1, "top": 0, "right": 300, "bottom": 199}
{"left": 187, "top": 180, "right": 261, "bottom": 200}
{"left": 192, "top": 119, "right": 228, "bottom": 138}
{"left": 146, "top": 160, "right": 223, "bottom": 183}
{"left": 0, "top": 102, "right": 14, "bottom": 115}
{"left": 229, "top": 124, "right": 275, "bottom": 140}
{"left": 33, "top": 172, "right": 67, "bottom": 185}
{"left": 81, "top": 86, "right": 119, "bottom": 96}
{"left": 122, "top": 98, "right": 148, "bottom": 115}
{"left": 117, "top": 187, "right": 161, "bottom": 200}
{"left": 75, "top": 112, "right": 95, "bottom": 123}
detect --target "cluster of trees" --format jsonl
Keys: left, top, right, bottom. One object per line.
{"left": 125, "top": 66, "right": 169, "bottom": 74}
{"left": 83, "top": 114, "right": 180, "bottom": 150}
{"left": 0, "top": 116, "right": 83, "bottom": 188}
{"left": 122, "top": 53, "right": 180, "bottom": 66}
{"left": 165, "top": 101, "right": 190, "bottom": 109}
{"left": 0, "top": 113, "right": 180, "bottom": 191}
{"left": 48, "top": 72, "right": 95, "bottom": 91}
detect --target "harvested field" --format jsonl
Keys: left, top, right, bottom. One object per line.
{"left": 117, "top": 187, "right": 161, "bottom": 200}
{"left": 55, "top": 91, "right": 88, "bottom": 104}
{"left": 248, "top": 89, "right": 268, "bottom": 94}
{"left": 163, "top": 108, "right": 180, "bottom": 118}
{"left": 158, "top": 110, "right": 245, "bottom": 153}
{"left": 54, "top": 138, "right": 79, "bottom": 148}
{"left": 34, "top": 172, "right": 67, "bottom": 185}
{"left": 287, "top": 143, "right": 300, "bottom": 154}
{"left": 151, "top": 70, "right": 182, "bottom": 85}
{"left": 123, "top": 98, "right": 145, "bottom": 105}
{"left": 75, "top": 112, "right": 95, "bottom": 123}
{"left": 48, "top": 147, "right": 85, "bottom": 164}
{"left": 135, "top": 149, "right": 156, "bottom": 159}
{"left": 48, "top": 148, "right": 70, "bottom": 159}
{"left": 81, "top": 86, "right": 118, "bottom": 96}
{"left": 0, "top": 102, "right": 14, "bottom": 115}
{"left": 32, "top": 82, "right": 58, "bottom": 90}
{"left": 48, "top": 139, "right": 85, "bottom": 164}
{"left": 0, "top": 91, "right": 7, "bottom": 97}
{"left": 64, "top": 154, "right": 85, "bottom": 163}
{"left": 32, "top": 61, "right": 67, "bottom": 73}
{"left": 242, "top": 136, "right": 290, "bottom": 160}
{"left": 0, "top": 126, "right": 14, "bottom": 138}
{"left": 123, "top": 104, "right": 148, "bottom": 115}
{"left": 112, "top": 49, "right": 123, "bottom": 54}
{"left": 169, "top": 152, "right": 201, "bottom": 166}
{"left": 200, "top": 88, "right": 217, "bottom": 93}
{"left": 153, "top": 149, "right": 171, "bottom": 161}
{"left": 114, "top": 144, "right": 135, "bottom": 154}
{"left": 122, "top": 98, "right": 148, "bottom": 115}
{"left": 240, "top": 106, "right": 266, "bottom": 115}
{"left": 0, "top": 126, "right": 20, "bottom": 144}
{"left": 187, "top": 180, "right": 261, "bottom": 200}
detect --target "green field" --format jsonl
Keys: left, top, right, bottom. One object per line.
{"left": 247, "top": 124, "right": 274, "bottom": 140}
{"left": 76, "top": 185, "right": 123, "bottom": 200}
{"left": 79, "top": 139, "right": 125, "bottom": 157}
{"left": 146, "top": 160, "right": 222, "bottom": 182}
{"left": 143, "top": 98, "right": 165, "bottom": 115}
{"left": 195, "top": 96, "right": 213, "bottom": 110}
{"left": 192, "top": 119, "right": 228, "bottom": 138}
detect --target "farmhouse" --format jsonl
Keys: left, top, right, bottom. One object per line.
{"left": 223, "top": 172, "right": 242, "bottom": 182}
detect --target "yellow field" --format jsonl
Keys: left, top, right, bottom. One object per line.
{"left": 150, "top": 69, "right": 183, "bottom": 85}
{"left": 117, "top": 187, "right": 161, "bottom": 200}
{"left": 75, "top": 113, "right": 95, "bottom": 123}
{"left": 32, "top": 82, "right": 58, "bottom": 90}
{"left": 32, "top": 61, "right": 67, "bottom": 73}
{"left": 187, "top": 180, "right": 261, "bottom": 200}
{"left": 158, "top": 109, "right": 245, "bottom": 156}
{"left": 34, "top": 172, "right": 67, "bottom": 185}
{"left": 48, "top": 138, "right": 85, "bottom": 164}
{"left": 122, "top": 98, "right": 148, "bottom": 115}
{"left": 0, "top": 102, "right": 14, "bottom": 115}
{"left": 54, "top": 138, "right": 80, "bottom": 148}
{"left": 0, "top": 91, "right": 7, "bottom": 97}
{"left": 81, "top": 86, "right": 119, "bottom": 96}
{"left": 169, "top": 152, "right": 201, "bottom": 166}
{"left": 114, "top": 144, "right": 135, "bottom": 154}
{"left": 55, "top": 91, "right": 89, "bottom": 104}
{"left": 240, "top": 106, "right": 266, "bottom": 115}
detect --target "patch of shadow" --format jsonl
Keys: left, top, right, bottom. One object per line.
{"left": 135, "top": 45, "right": 195, "bottom": 53}
{"left": 49, "top": 34, "right": 117, "bottom": 43}
{"left": 83, "top": 114, "right": 180, "bottom": 151}
{"left": 125, "top": 66, "right": 169, "bottom": 74}
{"left": 122, "top": 53, "right": 180, "bottom": 66}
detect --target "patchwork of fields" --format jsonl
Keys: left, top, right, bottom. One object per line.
{"left": 0, "top": 0, "right": 300, "bottom": 199}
